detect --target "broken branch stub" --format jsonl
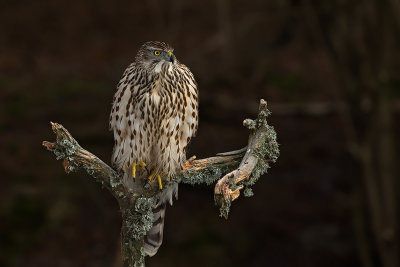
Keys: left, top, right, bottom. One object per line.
{"left": 214, "top": 99, "right": 279, "bottom": 219}
{"left": 42, "top": 122, "right": 127, "bottom": 200}
{"left": 42, "top": 99, "right": 279, "bottom": 266}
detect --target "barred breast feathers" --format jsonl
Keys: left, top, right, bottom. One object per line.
{"left": 110, "top": 43, "right": 199, "bottom": 257}
{"left": 110, "top": 59, "right": 198, "bottom": 176}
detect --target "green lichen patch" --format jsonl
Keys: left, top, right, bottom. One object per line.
{"left": 217, "top": 196, "right": 231, "bottom": 219}
{"left": 218, "top": 109, "right": 280, "bottom": 218}
{"left": 215, "top": 193, "right": 230, "bottom": 219}
{"left": 257, "top": 109, "right": 271, "bottom": 121}
{"left": 131, "top": 196, "right": 155, "bottom": 239}
{"left": 240, "top": 122, "right": 279, "bottom": 199}
{"left": 109, "top": 174, "right": 121, "bottom": 188}
{"left": 181, "top": 166, "right": 222, "bottom": 185}
{"left": 83, "top": 164, "right": 95, "bottom": 176}
{"left": 53, "top": 144, "right": 67, "bottom": 160}
{"left": 243, "top": 118, "right": 256, "bottom": 130}
{"left": 263, "top": 125, "right": 279, "bottom": 163}
{"left": 65, "top": 157, "right": 77, "bottom": 172}
{"left": 60, "top": 138, "right": 79, "bottom": 156}
{"left": 244, "top": 188, "right": 254, "bottom": 197}
{"left": 51, "top": 135, "right": 80, "bottom": 160}
{"left": 119, "top": 195, "right": 158, "bottom": 266}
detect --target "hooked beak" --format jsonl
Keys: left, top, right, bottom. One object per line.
{"left": 167, "top": 51, "right": 174, "bottom": 63}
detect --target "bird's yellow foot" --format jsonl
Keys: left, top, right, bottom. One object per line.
{"left": 146, "top": 171, "right": 163, "bottom": 190}
{"left": 148, "top": 170, "right": 156, "bottom": 181}
{"left": 132, "top": 163, "right": 136, "bottom": 178}
{"left": 132, "top": 161, "right": 147, "bottom": 179}
{"left": 157, "top": 174, "right": 162, "bottom": 190}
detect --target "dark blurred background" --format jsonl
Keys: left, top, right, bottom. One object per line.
{"left": 1, "top": 0, "right": 400, "bottom": 266}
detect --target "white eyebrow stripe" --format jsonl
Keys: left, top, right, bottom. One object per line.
{"left": 147, "top": 47, "right": 173, "bottom": 53}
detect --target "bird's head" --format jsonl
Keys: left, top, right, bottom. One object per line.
{"left": 135, "top": 41, "right": 175, "bottom": 70}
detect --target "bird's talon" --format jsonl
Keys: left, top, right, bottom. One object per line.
{"left": 157, "top": 174, "right": 162, "bottom": 189}
{"left": 132, "top": 163, "right": 137, "bottom": 178}
{"left": 138, "top": 161, "right": 146, "bottom": 168}
{"left": 132, "top": 161, "right": 147, "bottom": 179}
{"left": 148, "top": 170, "right": 156, "bottom": 181}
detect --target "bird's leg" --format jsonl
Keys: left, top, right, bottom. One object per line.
{"left": 132, "top": 161, "right": 147, "bottom": 178}
{"left": 147, "top": 170, "right": 156, "bottom": 181}
{"left": 132, "top": 163, "right": 136, "bottom": 178}
{"left": 138, "top": 161, "right": 146, "bottom": 168}
{"left": 157, "top": 174, "right": 163, "bottom": 189}
{"left": 147, "top": 170, "right": 163, "bottom": 190}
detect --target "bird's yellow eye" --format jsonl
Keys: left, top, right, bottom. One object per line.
{"left": 154, "top": 50, "right": 161, "bottom": 56}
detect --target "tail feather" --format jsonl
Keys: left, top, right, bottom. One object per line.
{"left": 144, "top": 202, "right": 166, "bottom": 256}
{"left": 144, "top": 183, "right": 178, "bottom": 257}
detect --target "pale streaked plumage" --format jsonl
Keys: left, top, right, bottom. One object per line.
{"left": 109, "top": 41, "right": 198, "bottom": 256}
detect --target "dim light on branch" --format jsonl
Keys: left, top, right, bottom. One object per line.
{"left": 42, "top": 99, "right": 279, "bottom": 266}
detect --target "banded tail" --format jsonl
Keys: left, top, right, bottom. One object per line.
{"left": 144, "top": 183, "right": 178, "bottom": 257}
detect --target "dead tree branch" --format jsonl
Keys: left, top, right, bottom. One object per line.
{"left": 42, "top": 99, "right": 279, "bottom": 267}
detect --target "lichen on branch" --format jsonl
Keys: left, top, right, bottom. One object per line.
{"left": 213, "top": 99, "right": 279, "bottom": 218}
{"left": 42, "top": 99, "right": 279, "bottom": 266}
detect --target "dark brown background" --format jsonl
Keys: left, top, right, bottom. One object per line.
{"left": 1, "top": 0, "right": 399, "bottom": 266}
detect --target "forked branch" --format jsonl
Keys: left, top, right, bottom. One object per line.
{"left": 42, "top": 99, "right": 279, "bottom": 266}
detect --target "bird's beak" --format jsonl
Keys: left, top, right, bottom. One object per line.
{"left": 167, "top": 51, "right": 174, "bottom": 63}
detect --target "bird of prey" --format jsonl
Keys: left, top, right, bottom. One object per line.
{"left": 109, "top": 41, "right": 198, "bottom": 256}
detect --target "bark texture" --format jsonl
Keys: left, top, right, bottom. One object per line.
{"left": 43, "top": 99, "right": 279, "bottom": 267}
